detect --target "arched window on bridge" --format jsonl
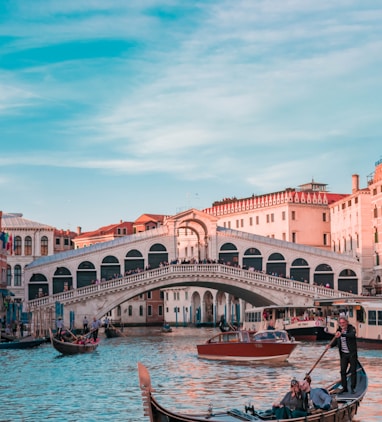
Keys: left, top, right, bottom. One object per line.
{"left": 53, "top": 267, "right": 73, "bottom": 294}
{"left": 125, "top": 249, "right": 144, "bottom": 274}
{"left": 77, "top": 261, "right": 96, "bottom": 288}
{"left": 148, "top": 244, "right": 168, "bottom": 269}
{"left": 28, "top": 273, "right": 48, "bottom": 300}
{"left": 290, "top": 258, "right": 310, "bottom": 283}
{"left": 266, "top": 252, "right": 286, "bottom": 277}
{"left": 338, "top": 269, "right": 358, "bottom": 294}
{"left": 101, "top": 255, "right": 121, "bottom": 281}
{"left": 314, "top": 263, "right": 334, "bottom": 288}
{"left": 242, "top": 247, "right": 262, "bottom": 271}
{"left": 219, "top": 242, "right": 238, "bottom": 266}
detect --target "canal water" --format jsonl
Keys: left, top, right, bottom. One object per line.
{"left": 0, "top": 327, "right": 380, "bottom": 422}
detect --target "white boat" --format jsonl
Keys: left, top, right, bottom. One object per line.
{"left": 313, "top": 297, "right": 382, "bottom": 349}
{"left": 243, "top": 305, "right": 332, "bottom": 341}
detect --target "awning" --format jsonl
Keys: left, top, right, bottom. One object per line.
{"left": 0, "top": 288, "right": 15, "bottom": 296}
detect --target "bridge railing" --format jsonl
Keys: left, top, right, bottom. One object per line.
{"left": 27, "top": 264, "right": 353, "bottom": 310}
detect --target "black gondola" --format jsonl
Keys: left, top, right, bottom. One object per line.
{"left": 138, "top": 360, "right": 367, "bottom": 421}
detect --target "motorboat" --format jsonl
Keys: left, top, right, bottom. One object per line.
{"left": 197, "top": 329, "right": 298, "bottom": 362}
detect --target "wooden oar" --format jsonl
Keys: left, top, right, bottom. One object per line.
{"left": 305, "top": 335, "right": 337, "bottom": 377}
{"left": 109, "top": 322, "right": 128, "bottom": 337}
{"left": 66, "top": 328, "right": 80, "bottom": 341}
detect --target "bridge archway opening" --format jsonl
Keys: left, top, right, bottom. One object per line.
{"left": 243, "top": 247, "right": 263, "bottom": 271}
{"left": 101, "top": 255, "right": 120, "bottom": 280}
{"left": 219, "top": 242, "right": 238, "bottom": 265}
{"left": 148, "top": 243, "right": 168, "bottom": 268}
{"left": 77, "top": 261, "right": 96, "bottom": 288}
{"left": 28, "top": 273, "right": 48, "bottom": 300}
{"left": 267, "top": 252, "right": 286, "bottom": 277}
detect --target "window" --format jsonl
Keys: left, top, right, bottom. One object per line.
{"left": 292, "top": 232, "right": 296, "bottom": 243}
{"left": 271, "top": 213, "right": 274, "bottom": 222}
{"left": 282, "top": 211, "right": 286, "bottom": 221}
{"left": 323, "top": 234, "right": 328, "bottom": 246}
{"left": 282, "top": 233, "right": 286, "bottom": 241}
{"left": 291, "top": 211, "right": 296, "bottom": 220}
{"left": 256, "top": 216, "right": 259, "bottom": 225}
{"left": 266, "top": 214, "right": 270, "bottom": 223}
{"left": 368, "top": 310, "right": 376, "bottom": 326}
{"left": 147, "top": 291, "right": 152, "bottom": 299}
{"left": 24, "top": 236, "right": 32, "bottom": 256}
{"left": 14, "top": 236, "right": 22, "bottom": 255}
{"left": 14, "top": 265, "right": 22, "bottom": 286}
{"left": 55, "top": 238, "right": 61, "bottom": 245}
{"left": 240, "top": 219, "right": 244, "bottom": 227}
{"left": 249, "top": 217, "right": 253, "bottom": 226}
{"left": 7, "top": 265, "right": 11, "bottom": 286}
{"left": 64, "top": 238, "right": 69, "bottom": 246}
{"left": 158, "top": 305, "right": 163, "bottom": 316}
{"left": 41, "top": 236, "right": 48, "bottom": 256}
{"left": 236, "top": 220, "right": 239, "bottom": 228}
{"left": 228, "top": 221, "right": 231, "bottom": 229}
{"left": 185, "top": 292, "right": 188, "bottom": 300}
{"left": 323, "top": 213, "right": 327, "bottom": 222}
{"left": 374, "top": 207, "right": 378, "bottom": 218}
{"left": 147, "top": 305, "right": 152, "bottom": 316}
{"left": 139, "top": 305, "right": 143, "bottom": 316}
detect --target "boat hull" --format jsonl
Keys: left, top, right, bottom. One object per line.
{"left": 197, "top": 330, "right": 298, "bottom": 362}
{"left": 50, "top": 330, "right": 99, "bottom": 355}
{"left": 0, "top": 337, "right": 46, "bottom": 350}
{"left": 138, "top": 360, "right": 368, "bottom": 422}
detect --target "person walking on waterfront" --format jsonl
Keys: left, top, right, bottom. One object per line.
{"left": 91, "top": 317, "right": 102, "bottom": 341}
{"left": 56, "top": 316, "right": 64, "bottom": 338}
{"left": 326, "top": 316, "right": 358, "bottom": 394}
{"left": 83, "top": 316, "right": 89, "bottom": 333}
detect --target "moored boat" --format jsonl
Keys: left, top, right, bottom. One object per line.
{"left": 314, "top": 297, "right": 382, "bottom": 349}
{"left": 105, "top": 327, "right": 123, "bottom": 338}
{"left": 197, "top": 329, "right": 298, "bottom": 362}
{"left": 244, "top": 305, "right": 332, "bottom": 341}
{"left": 49, "top": 329, "right": 100, "bottom": 355}
{"left": 0, "top": 336, "right": 46, "bottom": 350}
{"left": 138, "top": 359, "right": 368, "bottom": 421}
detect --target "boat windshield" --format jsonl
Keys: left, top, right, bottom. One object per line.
{"left": 253, "top": 330, "right": 289, "bottom": 341}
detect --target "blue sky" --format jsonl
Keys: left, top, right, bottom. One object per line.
{"left": 1, "top": 1, "right": 382, "bottom": 232}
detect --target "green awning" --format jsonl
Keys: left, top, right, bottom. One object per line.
{"left": 0, "top": 288, "right": 15, "bottom": 296}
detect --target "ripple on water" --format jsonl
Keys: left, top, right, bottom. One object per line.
{"left": 0, "top": 328, "right": 381, "bottom": 421}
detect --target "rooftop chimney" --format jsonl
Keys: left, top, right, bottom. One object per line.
{"left": 352, "top": 174, "right": 359, "bottom": 193}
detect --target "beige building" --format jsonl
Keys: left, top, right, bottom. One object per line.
{"left": 203, "top": 181, "right": 347, "bottom": 250}
{"left": 369, "top": 159, "right": 382, "bottom": 292}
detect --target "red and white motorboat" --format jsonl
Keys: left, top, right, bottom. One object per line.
{"left": 196, "top": 329, "right": 299, "bottom": 362}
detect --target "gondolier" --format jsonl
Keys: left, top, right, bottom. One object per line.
{"left": 91, "top": 317, "right": 102, "bottom": 341}
{"left": 327, "top": 316, "right": 358, "bottom": 394}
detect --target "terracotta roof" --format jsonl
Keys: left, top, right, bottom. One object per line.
{"left": 134, "top": 214, "right": 167, "bottom": 224}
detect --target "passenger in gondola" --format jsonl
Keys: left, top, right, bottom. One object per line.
{"left": 272, "top": 378, "right": 307, "bottom": 419}
{"left": 299, "top": 375, "right": 334, "bottom": 412}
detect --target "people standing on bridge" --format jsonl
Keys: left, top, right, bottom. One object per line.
{"left": 91, "top": 317, "right": 102, "bottom": 341}
{"left": 83, "top": 316, "right": 89, "bottom": 333}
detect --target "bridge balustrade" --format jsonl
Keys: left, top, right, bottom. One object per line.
{"left": 27, "top": 264, "right": 353, "bottom": 312}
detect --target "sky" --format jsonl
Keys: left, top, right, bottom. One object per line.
{"left": 1, "top": 1, "right": 382, "bottom": 233}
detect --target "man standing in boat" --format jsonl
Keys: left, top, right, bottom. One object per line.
{"left": 91, "top": 317, "right": 102, "bottom": 341}
{"left": 82, "top": 315, "right": 89, "bottom": 333}
{"left": 327, "top": 316, "right": 358, "bottom": 394}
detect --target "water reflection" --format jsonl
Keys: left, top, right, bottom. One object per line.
{"left": 0, "top": 327, "right": 380, "bottom": 421}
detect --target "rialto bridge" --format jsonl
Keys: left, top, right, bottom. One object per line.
{"left": 24, "top": 209, "right": 360, "bottom": 329}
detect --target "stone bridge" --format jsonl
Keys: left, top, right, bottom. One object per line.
{"left": 27, "top": 264, "right": 353, "bottom": 328}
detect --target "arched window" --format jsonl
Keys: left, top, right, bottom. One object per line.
{"left": 14, "top": 265, "right": 22, "bottom": 286}
{"left": 14, "top": 236, "right": 22, "bottom": 255}
{"left": 6, "top": 265, "right": 12, "bottom": 286}
{"left": 24, "top": 236, "right": 32, "bottom": 256}
{"left": 41, "top": 236, "right": 48, "bottom": 256}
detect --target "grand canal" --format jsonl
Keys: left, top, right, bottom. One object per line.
{"left": 0, "top": 327, "right": 380, "bottom": 422}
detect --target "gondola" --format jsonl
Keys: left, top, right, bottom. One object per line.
{"left": 138, "top": 359, "right": 367, "bottom": 421}
{"left": 0, "top": 336, "right": 46, "bottom": 350}
{"left": 49, "top": 329, "right": 99, "bottom": 355}
{"left": 105, "top": 327, "right": 122, "bottom": 338}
